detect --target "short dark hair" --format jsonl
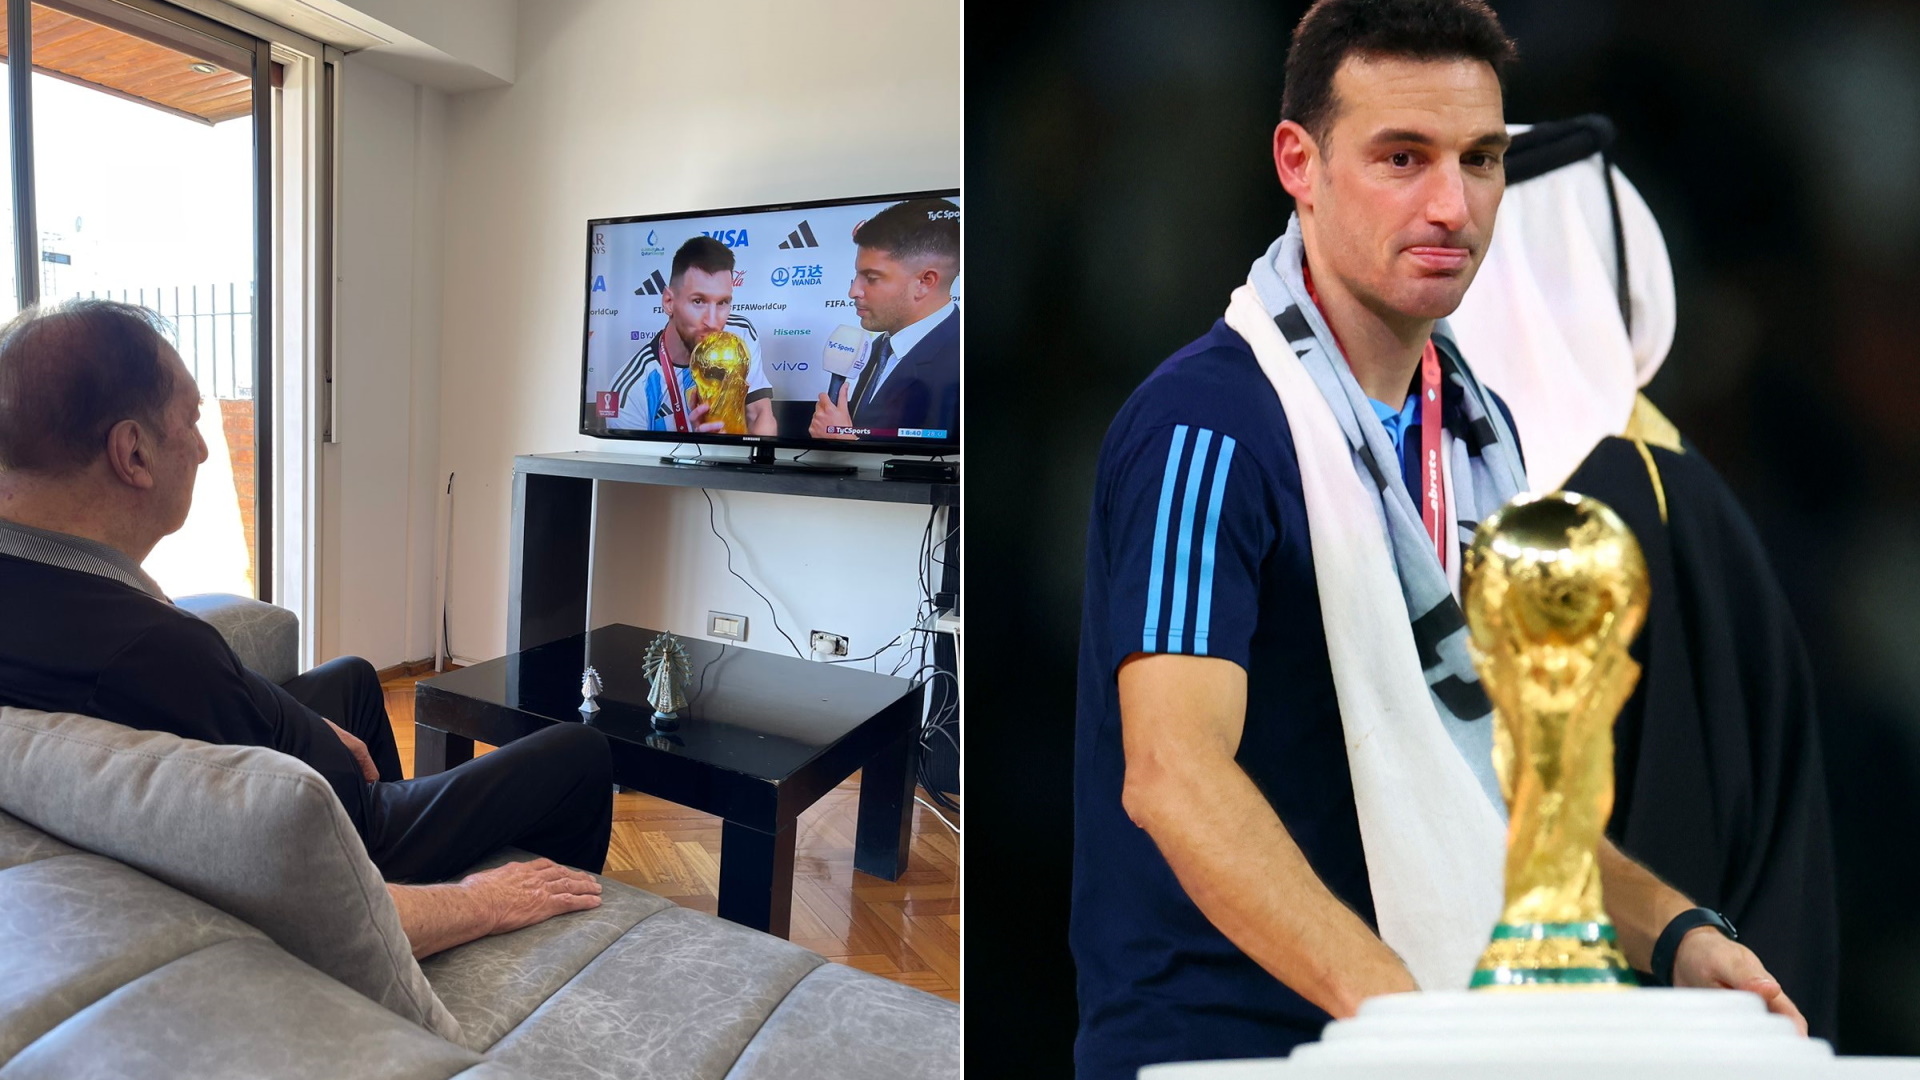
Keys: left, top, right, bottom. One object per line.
{"left": 0, "top": 299, "right": 178, "bottom": 475}
{"left": 669, "top": 236, "right": 735, "bottom": 289}
{"left": 854, "top": 198, "right": 960, "bottom": 279}
{"left": 1281, "top": 0, "right": 1516, "bottom": 146}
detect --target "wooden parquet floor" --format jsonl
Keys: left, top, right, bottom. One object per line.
{"left": 383, "top": 675, "right": 959, "bottom": 1001}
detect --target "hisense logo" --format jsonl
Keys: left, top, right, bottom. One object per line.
{"left": 778, "top": 220, "right": 820, "bottom": 249}
{"left": 632, "top": 270, "right": 668, "bottom": 296}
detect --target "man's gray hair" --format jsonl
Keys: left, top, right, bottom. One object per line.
{"left": 0, "top": 299, "right": 178, "bottom": 474}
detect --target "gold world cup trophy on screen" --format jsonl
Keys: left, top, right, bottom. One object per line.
{"left": 689, "top": 330, "right": 750, "bottom": 434}
{"left": 1463, "top": 491, "right": 1649, "bottom": 990}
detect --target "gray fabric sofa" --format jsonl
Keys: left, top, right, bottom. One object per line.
{"left": 0, "top": 594, "right": 959, "bottom": 1080}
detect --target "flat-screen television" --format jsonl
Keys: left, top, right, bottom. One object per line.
{"left": 579, "top": 189, "right": 960, "bottom": 468}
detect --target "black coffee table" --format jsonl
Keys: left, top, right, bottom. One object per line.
{"left": 412, "top": 623, "right": 924, "bottom": 937}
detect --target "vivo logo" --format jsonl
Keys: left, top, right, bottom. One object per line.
{"left": 771, "top": 361, "right": 810, "bottom": 372}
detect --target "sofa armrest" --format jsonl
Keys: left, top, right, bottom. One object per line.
{"left": 174, "top": 593, "right": 299, "bottom": 685}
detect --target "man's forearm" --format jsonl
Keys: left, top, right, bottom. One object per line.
{"left": 1597, "top": 838, "right": 1694, "bottom": 971}
{"left": 1126, "top": 756, "right": 1416, "bottom": 1017}
{"left": 387, "top": 882, "right": 496, "bottom": 960}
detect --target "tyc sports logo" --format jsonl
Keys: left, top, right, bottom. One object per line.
{"left": 770, "top": 265, "right": 824, "bottom": 287}
{"left": 700, "top": 228, "right": 750, "bottom": 248}
{"left": 632, "top": 270, "right": 669, "bottom": 296}
{"left": 778, "top": 221, "right": 820, "bottom": 250}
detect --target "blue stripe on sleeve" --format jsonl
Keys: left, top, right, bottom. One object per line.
{"left": 1193, "top": 435, "right": 1237, "bottom": 655}
{"left": 1142, "top": 425, "right": 1190, "bottom": 652}
{"left": 1166, "top": 427, "right": 1214, "bottom": 653}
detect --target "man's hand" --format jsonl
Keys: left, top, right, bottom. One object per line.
{"left": 810, "top": 383, "right": 858, "bottom": 440}
{"left": 463, "top": 857, "right": 604, "bottom": 936}
{"left": 387, "top": 858, "right": 604, "bottom": 960}
{"left": 324, "top": 718, "right": 378, "bottom": 782}
{"left": 1673, "top": 928, "right": 1808, "bottom": 1036}
{"left": 683, "top": 385, "right": 726, "bottom": 433}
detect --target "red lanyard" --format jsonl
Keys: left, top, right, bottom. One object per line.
{"left": 1304, "top": 265, "right": 1449, "bottom": 571}
{"left": 655, "top": 330, "right": 690, "bottom": 432}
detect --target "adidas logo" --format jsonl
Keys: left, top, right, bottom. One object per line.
{"left": 778, "top": 221, "right": 820, "bottom": 249}
{"left": 632, "top": 270, "right": 668, "bottom": 296}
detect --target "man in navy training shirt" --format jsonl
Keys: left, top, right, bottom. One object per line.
{"left": 1070, "top": 1, "right": 1806, "bottom": 1076}
{"left": 0, "top": 299, "right": 614, "bottom": 960}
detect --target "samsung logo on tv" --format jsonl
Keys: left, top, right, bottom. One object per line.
{"left": 700, "top": 229, "right": 750, "bottom": 248}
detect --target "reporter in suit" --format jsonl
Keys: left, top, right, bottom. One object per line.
{"left": 810, "top": 198, "right": 960, "bottom": 440}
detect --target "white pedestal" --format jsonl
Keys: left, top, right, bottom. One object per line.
{"left": 1140, "top": 990, "right": 1920, "bottom": 1080}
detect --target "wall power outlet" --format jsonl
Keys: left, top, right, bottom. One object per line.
{"left": 809, "top": 631, "right": 849, "bottom": 657}
{"left": 708, "top": 611, "right": 748, "bottom": 641}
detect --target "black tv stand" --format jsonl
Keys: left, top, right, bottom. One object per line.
{"left": 660, "top": 444, "right": 856, "bottom": 476}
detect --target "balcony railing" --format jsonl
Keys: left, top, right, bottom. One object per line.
{"left": 68, "top": 282, "right": 255, "bottom": 401}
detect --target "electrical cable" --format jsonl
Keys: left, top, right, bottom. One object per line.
{"left": 701, "top": 488, "right": 805, "bottom": 659}
{"left": 915, "top": 794, "right": 960, "bottom": 835}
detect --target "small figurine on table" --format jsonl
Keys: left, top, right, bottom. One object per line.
{"left": 642, "top": 632, "right": 692, "bottom": 730}
{"left": 579, "top": 666, "right": 603, "bottom": 715}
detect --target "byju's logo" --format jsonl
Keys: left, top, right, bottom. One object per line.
{"left": 770, "top": 265, "right": 824, "bottom": 287}
{"left": 701, "top": 228, "right": 750, "bottom": 248}
{"left": 633, "top": 270, "right": 669, "bottom": 296}
{"left": 630, "top": 330, "right": 642, "bottom": 340}
{"left": 778, "top": 221, "right": 820, "bottom": 249}
{"left": 640, "top": 228, "right": 666, "bottom": 256}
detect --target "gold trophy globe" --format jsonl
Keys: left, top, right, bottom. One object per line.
{"left": 689, "top": 330, "right": 750, "bottom": 434}
{"left": 1462, "top": 491, "right": 1648, "bottom": 990}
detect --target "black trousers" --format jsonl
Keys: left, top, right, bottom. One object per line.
{"left": 281, "top": 657, "right": 613, "bottom": 884}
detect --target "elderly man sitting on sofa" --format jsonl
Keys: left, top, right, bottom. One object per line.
{"left": 0, "top": 298, "right": 609, "bottom": 959}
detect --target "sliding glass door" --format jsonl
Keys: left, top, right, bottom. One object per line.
{"left": 7, "top": 0, "right": 271, "bottom": 598}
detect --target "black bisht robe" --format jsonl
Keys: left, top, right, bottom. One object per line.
{"left": 1562, "top": 436, "right": 1838, "bottom": 1040}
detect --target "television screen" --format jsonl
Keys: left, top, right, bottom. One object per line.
{"left": 580, "top": 189, "right": 960, "bottom": 456}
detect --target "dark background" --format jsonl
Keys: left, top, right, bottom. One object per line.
{"left": 965, "top": 0, "right": 1920, "bottom": 1069}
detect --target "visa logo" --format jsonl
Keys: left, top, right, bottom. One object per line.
{"left": 701, "top": 229, "right": 750, "bottom": 248}
{"left": 771, "top": 361, "right": 809, "bottom": 371}
{"left": 591, "top": 275, "right": 606, "bottom": 292}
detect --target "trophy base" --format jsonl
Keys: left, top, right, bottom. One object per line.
{"left": 1470, "top": 921, "right": 1636, "bottom": 990}
{"left": 650, "top": 711, "right": 679, "bottom": 731}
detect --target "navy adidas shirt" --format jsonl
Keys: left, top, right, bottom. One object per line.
{"left": 1071, "top": 318, "right": 1520, "bottom": 1080}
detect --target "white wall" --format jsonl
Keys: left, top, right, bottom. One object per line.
{"left": 436, "top": 0, "right": 959, "bottom": 663}
{"left": 324, "top": 58, "right": 447, "bottom": 666}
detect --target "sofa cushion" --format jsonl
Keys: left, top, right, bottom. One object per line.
{"left": 1, "top": 938, "right": 499, "bottom": 1080}
{"left": 0, "top": 852, "right": 268, "bottom": 1064}
{"left": 722, "top": 963, "right": 960, "bottom": 1080}
{"left": 420, "top": 849, "right": 676, "bottom": 1052}
{"left": 0, "top": 707, "right": 461, "bottom": 1042}
{"left": 487, "top": 906, "right": 827, "bottom": 1080}
{"left": 0, "top": 809, "right": 80, "bottom": 872}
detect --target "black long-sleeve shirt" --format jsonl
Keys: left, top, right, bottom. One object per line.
{"left": 0, "top": 551, "right": 368, "bottom": 831}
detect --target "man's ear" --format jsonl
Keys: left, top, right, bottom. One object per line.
{"left": 1274, "top": 120, "right": 1320, "bottom": 207}
{"left": 104, "top": 419, "right": 156, "bottom": 490}
{"left": 916, "top": 265, "right": 945, "bottom": 301}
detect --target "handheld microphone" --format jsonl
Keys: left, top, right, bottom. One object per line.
{"left": 821, "top": 325, "right": 870, "bottom": 402}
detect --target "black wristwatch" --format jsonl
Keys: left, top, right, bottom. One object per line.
{"left": 1651, "top": 907, "right": 1738, "bottom": 987}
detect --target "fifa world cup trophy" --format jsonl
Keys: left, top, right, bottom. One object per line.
{"left": 689, "top": 330, "right": 750, "bottom": 433}
{"left": 1463, "top": 491, "right": 1649, "bottom": 990}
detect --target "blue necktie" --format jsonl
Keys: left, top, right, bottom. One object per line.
{"left": 854, "top": 334, "right": 894, "bottom": 418}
